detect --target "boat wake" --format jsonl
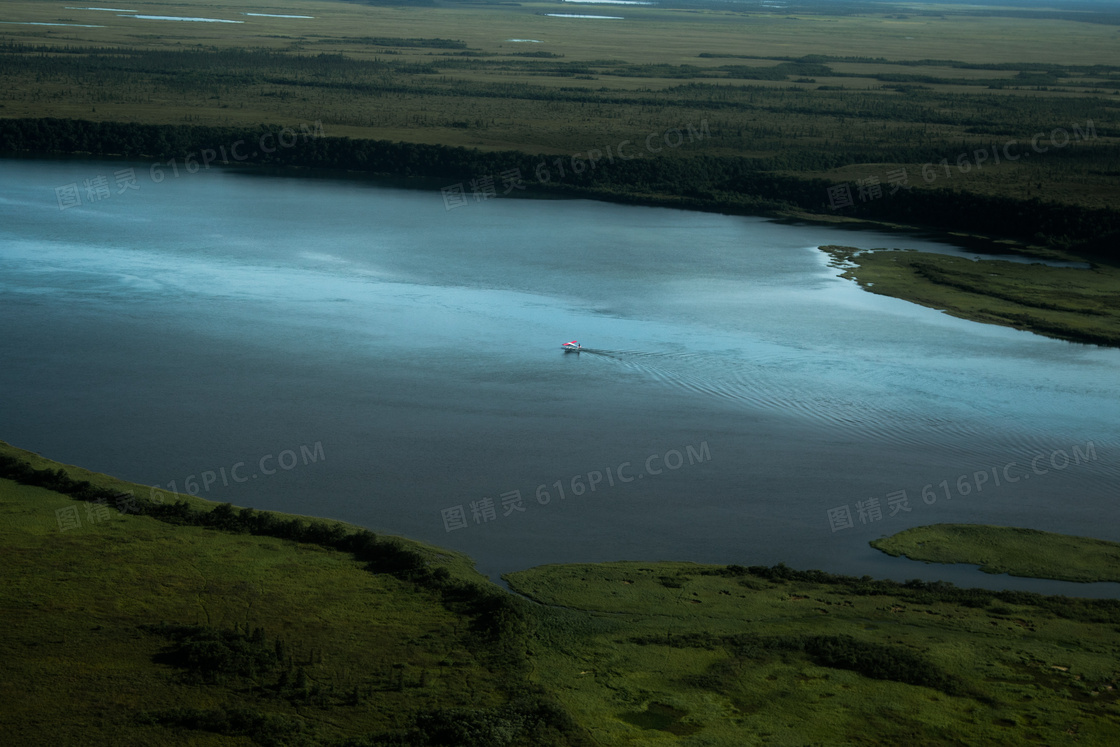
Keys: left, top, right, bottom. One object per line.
{"left": 570, "top": 347, "right": 1120, "bottom": 483}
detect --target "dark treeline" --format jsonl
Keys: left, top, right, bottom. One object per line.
{"left": 698, "top": 52, "right": 1120, "bottom": 76}
{"left": 7, "top": 42, "right": 1117, "bottom": 95}
{"left": 2, "top": 117, "right": 1116, "bottom": 259}
{"left": 143, "top": 622, "right": 287, "bottom": 687}
{"left": 142, "top": 697, "right": 583, "bottom": 747}
{"left": 634, "top": 630, "right": 972, "bottom": 698}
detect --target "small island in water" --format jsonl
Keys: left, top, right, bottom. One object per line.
{"left": 871, "top": 523, "right": 1120, "bottom": 584}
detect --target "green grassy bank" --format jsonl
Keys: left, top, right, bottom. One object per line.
{"left": 4, "top": 441, "right": 1120, "bottom": 744}
{"left": 0, "top": 440, "right": 585, "bottom": 746}
{"left": 871, "top": 524, "right": 1120, "bottom": 584}
{"left": 822, "top": 245, "right": 1120, "bottom": 347}
{"left": 505, "top": 561, "right": 1120, "bottom": 745}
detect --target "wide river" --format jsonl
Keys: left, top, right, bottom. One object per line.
{"left": 2, "top": 158, "right": 1118, "bottom": 595}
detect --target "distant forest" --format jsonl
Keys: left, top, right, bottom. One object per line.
{"left": 336, "top": 0, "right": 1120, "bottom": 25}
{"left": 3, "top": 117, "right": 1117, "bottom": 259}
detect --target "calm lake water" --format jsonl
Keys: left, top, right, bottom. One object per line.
{"left": 2, "top": 158, "right": 1118, "bottom": 595}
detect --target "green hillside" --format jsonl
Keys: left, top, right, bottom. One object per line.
{"left": 0, "top": 440, "right": 584, "bottom": 746}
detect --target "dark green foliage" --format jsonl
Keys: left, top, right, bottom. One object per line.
{"left": 635, "top": 630, "right": 971, "bottom": 697}
{"left": 408, "top": 699, "right": 579, "bottom": 746}
{"left": 141, "top": 623, "right": 283, "bottom": 683}
{"left": 719, "top": 61, "right": 834, "bottom": 81}
{"left": 705, "top": 563, "right": 1120, "bottom": 625}
{"left": 333, "top": 696, "right": 585, "bottom": 747}
{"left": 799, "top": 635, "right": 970, "bottom": 696}
{"left": 346, "top": 37, "right": 467, "bottom": 49}
{"left": 138, "top": 706, "right": 310, "bottom": 747}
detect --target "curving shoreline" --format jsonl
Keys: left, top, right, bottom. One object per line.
{"left": 871, "top": 523, "right": 1120, "bottom": 584}
{"left": 2, "top": 116, "right": 1117, "bottom": 264}
{"left": 822, "top": 245, "right": 1120, "bottom": 348}
{"left": 5, "top": 439, "right": 1118, "bottom": 595}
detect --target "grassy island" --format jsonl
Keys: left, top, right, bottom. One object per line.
{"left": 871, "top": 523, "right": 1120, "bottom": 584}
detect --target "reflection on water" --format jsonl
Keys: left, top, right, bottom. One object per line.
{"left": 1, "top": 158, "right": 1118, "bottom": 595}
{"left": 242, "top": 13, "right": 315, "bottom": 19}
{"left": 0, "top": 21, "right": 105, "bottom": 27}
{"left": 119, "top": 15, "right": 243, "bottom": 23}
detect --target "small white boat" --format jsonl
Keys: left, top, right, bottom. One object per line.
{"left": 561, "top": 340, "right": 582, "bottom": 352}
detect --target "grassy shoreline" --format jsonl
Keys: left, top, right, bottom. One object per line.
{"left": 0, "top": 439, "right": 589, "bottom": 745}
{"left": 871, "top": 524, "right": 1120, "bottom": 584}
{"left": 822, "top": 244, "right": 1120, "bottom": 347}
{"left": 5, "top": 441, "right": 1120, "bottom": 743}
